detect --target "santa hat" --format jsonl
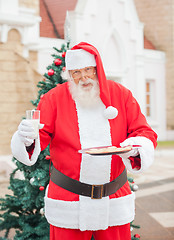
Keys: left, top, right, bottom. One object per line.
{"left": 65, "top": 42, "right": 118, "bottom": 120}
{"left": 65, "top": 49, "right": 96, "bottom": 70}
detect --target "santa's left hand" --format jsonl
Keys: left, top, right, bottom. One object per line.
{"left": 118, "top": 138, "right": 139, "bottom": 159}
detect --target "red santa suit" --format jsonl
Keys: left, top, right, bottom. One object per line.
{"left": 11, "top": 42, "right": 157, "bottom": 240}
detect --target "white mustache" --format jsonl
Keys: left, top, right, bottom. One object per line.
{"left": 69, "top": 76, "right": 100, "bottom": 107}
{"left": 78, "top": 78, "right": 94, "bottom": 86}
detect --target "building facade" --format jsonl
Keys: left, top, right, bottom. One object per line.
{"left": 0, "top": 0, "right": 172, "bottom": 159}
{"left": 134, "top": 0, "right": 174, "bottom": 137}
{"left": 64, "top": 0, "right": 166, "bottom": 140}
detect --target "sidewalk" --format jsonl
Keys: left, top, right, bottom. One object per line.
{"left": 0, "top": 149, "right": 174, "bottom": 239}
{"left": 132, "top": 149, "right": 174, "bottom": 240}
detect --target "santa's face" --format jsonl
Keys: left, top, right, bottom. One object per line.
{"left": 68, "top": 67, "right": 100, "bottom": 108}
{"left": 70, "top": 66, "right": 97, "bottom": 90}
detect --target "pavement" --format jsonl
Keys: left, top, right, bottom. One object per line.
{"left": 0, "top": 148, "right": 174, "bottom": 239}
{"left": 132, "top": 148, "right": 174, "bottom": 240}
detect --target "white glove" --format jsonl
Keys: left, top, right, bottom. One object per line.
{"left": 18, "top": 119, "right": 44, "bottom": 147}
{"left": 119, "top": 138, "right": 139, "bottom": 159}
{"left": 118, "top": 136, "right": 154, "bottom": 174}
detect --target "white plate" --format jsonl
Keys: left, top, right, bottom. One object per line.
{"left": 78, "top": 145, "right": 134, "bottom": 155}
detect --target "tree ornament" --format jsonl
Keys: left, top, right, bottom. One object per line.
{"left": 39, "top": 186, "right": 45, "bottom": 191}
{"left": 132, "top": 184, "right": 139, "bottom": 191}
{"left": 54, "top": 58, "right": 62, "bottom": 66}
{"left": 40, "top": 208, "right": 44, "bottom": 215}
{"left": 33, "top": 209, "right": 37, "bottom": 214}
{"left": 45, "top": 155, "right": 51, "bottom": 160}
{"left": 48, "top": 69, "right": 54, "bottom": 76}
{"left": 62, "top": 52, "right": 66, "bottom": 58}
{"left": 62, "top": 66, "right": 66, "bottom": 71}
{"left": 30, "top": 177, "right": 35, "bottom": 185}
{"left": 134, "top": 233, "right": 140, "bottom": 238}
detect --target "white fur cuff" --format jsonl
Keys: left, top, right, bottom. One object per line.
{"left": 11, "top": 131, "right": 40, "bottom": 166}
{"left": 120, "top": 136, "right": 154, "bottom": 174}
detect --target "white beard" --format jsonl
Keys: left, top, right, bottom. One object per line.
{"left": 69, "top": 78, "right": 101, "bottom": 108}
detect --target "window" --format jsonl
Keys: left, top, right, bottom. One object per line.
{"left": 146, "top": 82, "right": 151, "bottom": 116}
{"left": 146, "top": 80, "right": 155, "bottom": 119}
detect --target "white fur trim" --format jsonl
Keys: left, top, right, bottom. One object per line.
{"left": 75, "top": 100, "right": 112, "bottom": 230}
{"left": 44, "top": 184, "right": 135, "bottom": 231}
{"left": 65, "top": 49, "right": 96, "bottom": 70}
{"left": 44, "top": 186, "right": 79, "bottom": 229}
{"left": 79, "top": 196, "right": 110, "bottom": 231}
{"left": 11, "top": 131, "right": 40, "bottom": 166}
{"left": 120, "top": 136, "right": 154, "bottom": 174}
{"left": 109, "top": 192, "right": 135, "bottom": 226}
{"left": 104, "top": 106, "right": 118, "bottom": 119}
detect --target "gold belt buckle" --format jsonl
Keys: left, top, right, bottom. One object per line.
{"left": 91, "top": 184, "right": 103, "bottom": 199}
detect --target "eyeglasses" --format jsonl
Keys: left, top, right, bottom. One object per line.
{"left": 71, "top": 67, "right": 96, "bottom": 80}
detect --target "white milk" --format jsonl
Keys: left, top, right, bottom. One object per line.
{"left": 30, "top": 119, "right": 39, "bottom": 139}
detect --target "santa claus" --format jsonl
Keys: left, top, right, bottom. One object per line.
{"left": 11, "top": 42, "right": 157, "bottom": 240}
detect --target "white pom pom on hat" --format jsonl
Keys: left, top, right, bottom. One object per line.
{"left": 104, "top": 106, "right": 118, "bottom": 119}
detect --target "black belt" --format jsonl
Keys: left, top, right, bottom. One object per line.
{"left": 50, "top": 166, "right": 127, "bottom": 199}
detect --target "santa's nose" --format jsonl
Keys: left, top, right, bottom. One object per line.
{"left": 81, "top": 72, "right": 88, "bottom": 81}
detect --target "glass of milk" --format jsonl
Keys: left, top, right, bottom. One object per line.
{"left": 26, "top": 110, "right": 40, "bottom": 139}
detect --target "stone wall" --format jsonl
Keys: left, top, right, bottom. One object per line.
{"left": 19, "top": 0, "right": 40, "bottom": 15}
{"left": 0, "top": 29, "right": 42, "bottom": 155}
{"left": 134, "top": 0, "right": 174, "bottom": 129}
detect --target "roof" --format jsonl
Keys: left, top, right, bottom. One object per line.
{"left": 40, "top": 0, "right": 57, "bottom": 38}
{"left": 40, "top": 0, "right": 77, "bottom": 39}
{"left": 40, "top": 0, "right": 156, "bottom": 50}
{"left": 144, "top": 36, "right": 156, "bottom": 50}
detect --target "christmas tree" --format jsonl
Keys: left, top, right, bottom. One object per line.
{"left": 129, "top": 177, "right": 141, "bottom": 240}
{"left": 0, "top": 41, "right": 140, "bottom": 240}
{"left": 0, "top": 42, "right": 69, "bottom": 240}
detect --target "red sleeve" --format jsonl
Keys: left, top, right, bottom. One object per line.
{"left": 26, "top": 142, "right": 35, "bottom": 159}
{"left": 125, "top": 89, "right": 157, "bottom": 169}
{"left": 37, "top": 90, "right": 57, "bottom": 151}
{"left": 129, "top": 155, "right": 141, "bottom": 170}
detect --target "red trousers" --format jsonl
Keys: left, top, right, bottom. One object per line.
{"left": 50, "top": 223, "right": 131, "bottom": 240}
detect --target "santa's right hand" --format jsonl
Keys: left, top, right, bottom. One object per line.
{"left": 18, "top": 119, "right": 35, "bottom": 147}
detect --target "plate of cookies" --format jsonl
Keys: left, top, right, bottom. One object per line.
{"left": 78, "top": 145, "right": 137, "bottom": 156}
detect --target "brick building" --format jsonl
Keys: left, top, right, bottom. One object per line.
{"left": 134, "top": 0, "right": 174, "bottom": 133}
{"left": 0, "top": 0, "right": 173, "bottom": 161}
{"left": 0, "top": 0, "right": 42, "bottom": 155}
